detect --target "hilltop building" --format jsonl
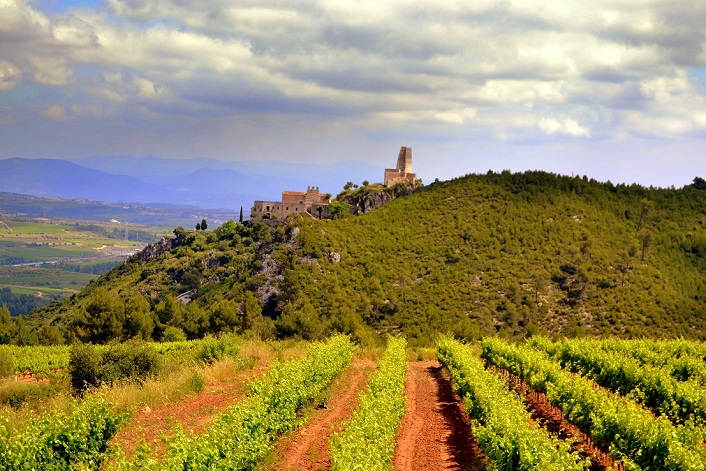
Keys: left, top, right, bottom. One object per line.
{"left": 384, "top": 146, "right": 416, "bottom": 187}
{"left": 251, "top": 186, "right": 329, "bottom": 222}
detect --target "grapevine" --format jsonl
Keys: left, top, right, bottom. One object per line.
{"left": 0, "top": 395, "right": 126, "bottom": 470}
{"left": 438, "top": 336, "right": 586, "bottom": 471}
{"left": 331, "top": 336, "right": 407, "bottom": 471}
{"left": 529, "top": 337, "right": 706, "bottom": 426}
{"left": 112, "top": 334, "right": 354, "bottom": 471}
{"left": 482, "top": 337, "right": 706, "bottom": 471}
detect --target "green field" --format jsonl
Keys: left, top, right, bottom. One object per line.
{"left": 0, "top": 217, "right": 166, "bottom": 315}
{"left": 0, "top": 192, "right": 239, "bottom": 227}
{"left": 0, "top": 217, "right": 156, "bottom": 265}
{"left": 3, "top": 285, "right": 75, "bottom": 296}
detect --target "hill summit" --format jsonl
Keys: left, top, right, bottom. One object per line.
{"left": 16, "top": 170, "right": 706, "bottom": 346}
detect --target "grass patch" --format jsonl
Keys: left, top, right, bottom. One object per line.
{"left": 0, "top": 378, "right": 67, "bottom": 408}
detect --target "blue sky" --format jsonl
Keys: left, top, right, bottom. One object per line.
{"left": 1, "top": 0, "right": 706, "bottom": 188}
{"left": 33, "top": 0, "right": 103, "bottom": 11}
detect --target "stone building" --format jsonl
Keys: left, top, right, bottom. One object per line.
{"left": 251, "top": 186, "right": 329, "bottom": 222}
{"left": 384, "top": 146, "right": 416, "bottom": 187}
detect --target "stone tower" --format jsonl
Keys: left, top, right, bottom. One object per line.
{"left": 397, "top": 146, "right": 412, "bottom": 174}
{"left": 384, "top": 146, "right": 416, "bottom": 187}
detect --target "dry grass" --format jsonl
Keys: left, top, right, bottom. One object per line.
{"left": 99, "top": 338, "right": 314, "bottom": 416}
{"left": 406, "top": 347, "right": 436, "bottom": 362}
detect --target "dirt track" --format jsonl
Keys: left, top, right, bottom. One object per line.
{"left": 393, "top": 360, "right": 486, "bottom": 471}
{"left": 269, "top": 358, "right": 376, "bottom": 471}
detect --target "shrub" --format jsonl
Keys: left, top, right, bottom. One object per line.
{"left": 162, "top": 326, "right": 187, "bottom": 342}
{"left": 189, "top": 372, "right": 205, "bottom": 393}
{"left": 197, "top": 336, "right": 227, "bottom": 364}
{"left": 69, "top": 344, "right": 100, "bottom": 394}
{"left": 100, "top": 341, "right": 161, "bottom": 385}
{"left": 197, "top": 334, "right": 241, "bottom": 364}
{"left": 0, "top": 381, "right": 64, "bottom": 408}
{"left": 69, "top": 341, "right": 161, "bottom": 395}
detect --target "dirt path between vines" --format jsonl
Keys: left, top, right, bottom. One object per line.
{"left": 269, "top": 358, "right": 376, "bottom": 471}
{"left": 393, "top": 360, "right": 486, "bottom": 471}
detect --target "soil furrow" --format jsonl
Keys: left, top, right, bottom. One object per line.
{"left": 393, "top": 360, "right": 486, "bottom": 471}
{"left": 269, "top": 358, "right": 376, "bottom": 471}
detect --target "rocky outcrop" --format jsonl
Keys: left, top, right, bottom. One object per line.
{"left": 339, "top": 182, "right": 422, "bottom": 215}
{"left": 129, "top": 237, "right": 173, "bottom": 263}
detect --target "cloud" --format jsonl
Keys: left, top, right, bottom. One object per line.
{"left": 133, "top": 76, "right": 167, "bottom": 100}
{"left": 52, "top": 15, "right": 99, "bottom": 48}
{"left": 538, "top": 117, "right": 591, "bottom": 137}
{"left": 0, "top": 0, "right": 705, "bottom": 187}
{"left": 0, "top": 60, "right": 21, "bottom": 90}
{"left": 29, "top": 55, "right": 73, "bottom": 85}
{"left": 41, "top": 105, "right": 68, "bottom": 120}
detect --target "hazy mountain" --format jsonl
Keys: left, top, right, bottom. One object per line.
{"left": 0, "top": 192, "right": 239, "bottom": 227}
{"left": 0, "top": 157, "right": 385, "bottom": 211}
{"left": 0, "top": 158, "right": 173, "bottom": 204}
{"left": 163, "top": 167, "right": 304, "bottom": 209}
{"left": 77, "top": 156, "right": 384, "bottom": 197}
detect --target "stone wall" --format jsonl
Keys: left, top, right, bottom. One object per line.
{"left": 251, "top": 186, "right": 329, "bottom": 222}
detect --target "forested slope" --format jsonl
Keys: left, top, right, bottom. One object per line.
{"left": 285, "top": 171, "right": 706, "bottom": 343}
{"left": 14, "top": 171, "right": 706, "bottom": 346}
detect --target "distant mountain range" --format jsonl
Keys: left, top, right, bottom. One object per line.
{"left": 0, "top": 157, "right": 384, "bottom": 210}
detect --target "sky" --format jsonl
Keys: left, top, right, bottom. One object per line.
{"left": 1, "top": 0, "right": 706, "bottom": 188}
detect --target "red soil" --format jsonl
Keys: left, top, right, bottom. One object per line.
{"left": 112, "top": 364, "right": 268, "bottom": 459}
{"left": 393, "top": 360, "right": 486, "bottom": 471}
{"left": 14, "top": 374, "right": 51, "bottom": 385}
{"left": 269, "top": 358, "right": 376, "bottom": 471}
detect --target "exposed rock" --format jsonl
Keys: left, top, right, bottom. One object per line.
{"left": 339, "top": 182, "right": 422, "bottom": 215}
{"left": 129, "top": 237, "right": 173, "bottom": 263}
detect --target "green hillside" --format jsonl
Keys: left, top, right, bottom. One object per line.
{"left": 8, "top": 171, "right": 706, "bottom": 346}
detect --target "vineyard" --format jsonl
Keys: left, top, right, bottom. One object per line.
{"left": 1, "top": 336, "right": 706, "bottom": 470}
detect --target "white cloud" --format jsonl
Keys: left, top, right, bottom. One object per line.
{"left": 0, "top": 60, "right": 21, "bottom": 90}
{"left": 88, "top": 86, "right": 127, "bottom": 103}
{"left": 52, "top": 16, "right": 98, "bottom": 48}
{"left": 133, "top": 76, "right": 167, "bottom": 100}
{"left": 29, "top": 55, "right": 73, "bottom": 86}
{"left": 538, "top": 117, "right": 591, "bottom": 137}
